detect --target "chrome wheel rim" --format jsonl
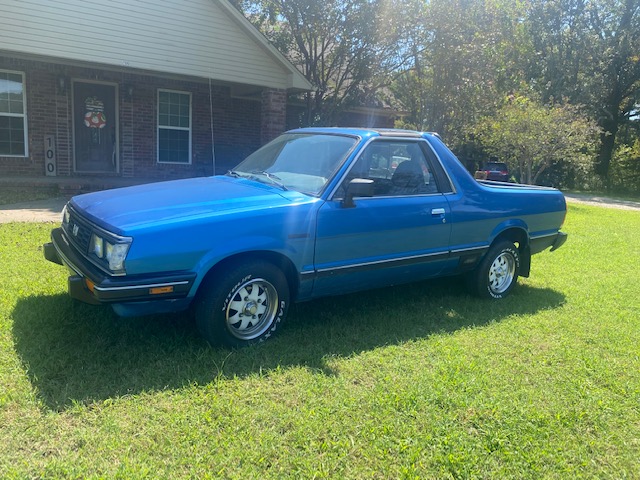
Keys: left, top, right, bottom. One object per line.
{"left": 488, "top": 252, "right": 516, "bottom": 294}
{"left": 225, "top": 278, "right": 278, "bottom": 340}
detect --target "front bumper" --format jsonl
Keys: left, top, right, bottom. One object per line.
{"left": 44, "top": 228, "right": 196, "bottom": 306}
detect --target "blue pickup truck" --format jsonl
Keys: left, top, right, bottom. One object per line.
{"left": 44, "top": 128, "right": 567, "bottom": 347}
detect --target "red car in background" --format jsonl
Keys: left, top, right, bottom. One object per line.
{"left": 478, "top": 162, "right": 510, "bottom": 182}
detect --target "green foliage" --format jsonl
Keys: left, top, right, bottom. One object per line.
{"left": 472, "top": 95, "right": 600, "bottom": 185}
{"left": 234, "top": 0, "right": 640, "bottom": 189}
{"left": 391, "top": 0, "right": 529, "bottom": 141}
{"left": 499, "top": 0, "right": 640, "bottom": 180}
{"left": 235, "top": 0, "right": 424, "bottom": 125}
{"left": 610, "top": 139, "right": 640, "bottom": 194}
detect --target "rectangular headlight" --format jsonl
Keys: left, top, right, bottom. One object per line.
{"left": 90, "top": 232, "right": 131, "bottom": 273}
{"left": 62, "top": 205, "right": 70, "bottom": 225}
{"left": 105, "top": 242, "right": 130, "bottom": 272}
{"left": 90, "top": 234, "right": 104, "bottom": 258}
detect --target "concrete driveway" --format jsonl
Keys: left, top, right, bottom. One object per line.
{"left": 563, "top": 193, "right": 640, "bottom": 211}
{"left": 0, "top": 197, "right": 69, "bottom": 223}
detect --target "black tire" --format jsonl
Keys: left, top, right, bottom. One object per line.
{"left": 467, "top": 240, "right": 520, "bottom": 299}
{"left": 195, "top": 260, "right": 289, "bottom": 347}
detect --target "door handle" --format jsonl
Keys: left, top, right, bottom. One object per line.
{"left": 431, "top": 208, "right": 445, "bottom": 216}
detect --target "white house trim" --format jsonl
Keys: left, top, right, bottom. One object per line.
{"left": 0, "top": 0, "right": 311, "bottom": 92}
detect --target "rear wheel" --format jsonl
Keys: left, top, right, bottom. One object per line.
{"left": 195, "top": 260, "right": 289, "bottom": 347}
{"left": 468, "top": 240, "right": 520, "bottom": 299}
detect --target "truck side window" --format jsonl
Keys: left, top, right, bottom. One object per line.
{"left": 339, "top": 140, "right": 440, "bottom": 197}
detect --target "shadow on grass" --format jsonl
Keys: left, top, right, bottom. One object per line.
{"left": 12, "top": 277, "right": 565, "bottom": 411}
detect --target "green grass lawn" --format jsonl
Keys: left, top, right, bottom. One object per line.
{"left": 1, "top": 205, "right": 639, "bottom": 479}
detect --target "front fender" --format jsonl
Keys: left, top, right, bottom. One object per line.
{"left": 189, "top": 234, "right": 313, "bottom": 296}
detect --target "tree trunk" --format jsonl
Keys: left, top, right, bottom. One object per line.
{"left": 595, "top": 117, "right": 619, "bottom": 188}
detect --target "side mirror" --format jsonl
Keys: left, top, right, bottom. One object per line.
{"left": 342, "top": 178, "right": 374, "bottom": 208}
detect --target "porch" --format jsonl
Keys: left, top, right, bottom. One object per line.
{"left": 0, "top": 175, "right": 163, "bottom": 197}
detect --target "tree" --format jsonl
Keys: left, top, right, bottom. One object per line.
{"left": 473, "top": 95, "right": 600, "bottom": 185}
{"left": 526, "top": 0, "right": 640, "bottom": 184}
{"left": 232, "top": 0, "right": 424, "bottom": 125}
{"left": 610, "top": 137, "right": 640, "bottom": 193}
{"left": 231, "top": 0, "right": 635, "bottom": 191}
{"left": 391, "top": 0, "right": 530, "bottom": 150}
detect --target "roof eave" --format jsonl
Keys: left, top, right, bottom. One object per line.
{"left": 214, "top": 0, "right": 313, "bottom": 92}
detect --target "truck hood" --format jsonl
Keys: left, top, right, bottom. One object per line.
{"left": 71, "top": 176, "right": 300, "bottom": 233}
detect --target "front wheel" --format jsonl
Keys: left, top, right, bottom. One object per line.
{"left": 195, "top": 260, "right": 289, "bottom": 347}
{"left": 467, "top": 241, "right": 520, "bottom": 299}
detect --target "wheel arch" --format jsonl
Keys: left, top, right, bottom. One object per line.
{"left": 491, "top": 226, "right": 531, "bottom": 277}
{"left": 196, "top": 251, "right": 300, "bottom": 300}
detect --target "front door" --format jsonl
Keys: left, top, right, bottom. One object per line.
{"left": 312, "top": 139, "right": 453, "bottom": 297}
{"left": 73, "top": 81, "right": 118, "bottom": 173}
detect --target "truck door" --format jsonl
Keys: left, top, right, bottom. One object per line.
{"left": 313, "top": 139, "right": 452, "bottom": 297}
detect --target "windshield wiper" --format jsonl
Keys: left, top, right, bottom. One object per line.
{"left": 248, "top": 171, "right": 288, "bottom": 191}
{"left": 229, "top": 169, "right": 288, "bottom": 191}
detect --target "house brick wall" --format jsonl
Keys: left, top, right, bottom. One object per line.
{"left": 261, "top": 88, "right": 287, "bottom": 145}
{"left": 286, "top": 100, "right": 397, "bottom": 130}
{"left": 0, "top": 56, "right": 274, "bottom": 179}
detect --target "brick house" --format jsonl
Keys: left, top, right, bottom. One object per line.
{"left": 0, "top": 0, "right": 312, "bottom": 182}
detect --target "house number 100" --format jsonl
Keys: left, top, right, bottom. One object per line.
{"left": 44, "top": 135, "right": 57, "bottom": 176}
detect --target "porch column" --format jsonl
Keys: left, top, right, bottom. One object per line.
{"left": 120, "top": 90, "right": 134, "bottom": 177}
{"left": 260, "top": 88, "right": 287, "bottom": 145}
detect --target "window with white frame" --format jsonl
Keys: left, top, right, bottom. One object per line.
{"left": 0, "top": 70, "right": 28, "bottom": 157}
{"left": 157, "top": 89, "right": 191, "bottom": 164}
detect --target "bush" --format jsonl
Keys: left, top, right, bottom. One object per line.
{"left": 471, "top": 95, "right": 600, "bottom": 186}
{"left": 609, "top": 140, "right": 640, "bottom": 194}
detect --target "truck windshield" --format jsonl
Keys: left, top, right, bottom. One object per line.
{"left": 231, "top": 133, "right": 357, "bottom": 196}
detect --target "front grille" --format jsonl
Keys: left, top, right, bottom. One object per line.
{"left": 61, "top": 205, "right": 131, "bottom": 277}
{"left": 64, "top": 207, "right": 93, "bottom": 254}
